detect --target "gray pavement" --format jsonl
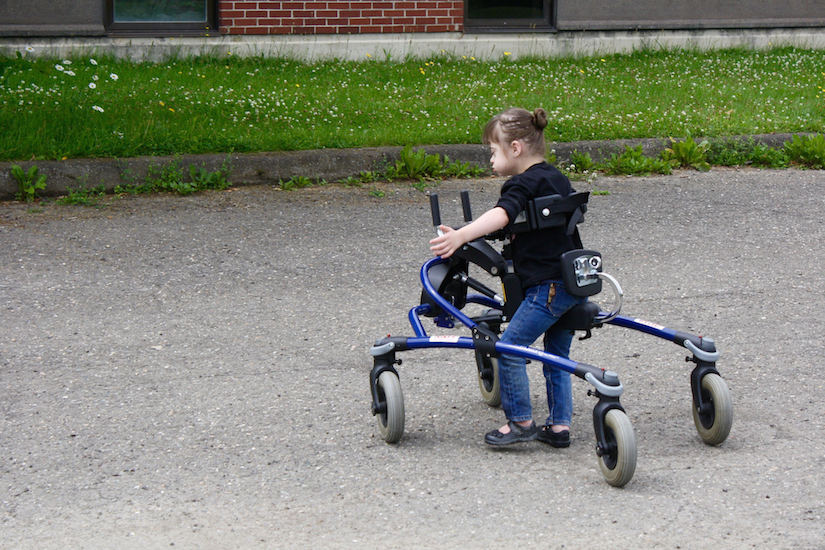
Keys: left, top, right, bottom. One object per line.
{"left": 1, "top": 167, "right": 824, "bottom": 548}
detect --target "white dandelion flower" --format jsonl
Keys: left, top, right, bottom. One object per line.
{"left": 64, "top": 70, "right": 75, "bottom": 76}
{"left": 92, "top": 105, "right": 104, "bottom": 112}
{"left": 90, "top": 58, "right": 98, "bottom": 65}
{"left": 55, "top": 64, "right": 64, "bottom": 71}
{"left": 110, "top": 73, "right": 119, "bottom": 81}
{"left": 88, "top": 82, "right": 96, "bottom": 89}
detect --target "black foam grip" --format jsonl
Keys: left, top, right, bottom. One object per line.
{"left": 429, "top": 193, "right": 441, "bottom": 227}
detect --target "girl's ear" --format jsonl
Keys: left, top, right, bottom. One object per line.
{"left": 510, "top": 140, "right": 523, "bottom": 157}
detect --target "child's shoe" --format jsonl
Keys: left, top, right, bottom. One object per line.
{"left": 537, "top": 425, "right": 570, "bottom": 448}
{"left": 484, "top": 421, "right": 537, "bottom": 446}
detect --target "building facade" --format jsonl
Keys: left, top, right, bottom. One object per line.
{"left": 2, "top": 1, "right": 825, "bottom": 37}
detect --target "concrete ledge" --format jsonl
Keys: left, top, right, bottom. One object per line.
{"left": 0, "top": 134, "right": 803, "bottom": 200}
{"left": 2, "top": 28, "right": 825, "bottom": 62}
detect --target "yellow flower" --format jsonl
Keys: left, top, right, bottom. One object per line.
{"left": 504, "top": 51, "right": 511, "bottom": 56}
{"left": 159, "top": 101, "right": 165, "bottom": 106}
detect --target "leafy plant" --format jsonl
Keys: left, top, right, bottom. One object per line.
{"left": 706, "top": 138, "right": 786, "bottom": 167}
{"left": 567, "top": 150, "right": 596, "bottom": 173}
{"left": 662, "top": 135, "right": 710, "bottom": 171}
{"left": 279, "top": 175, "right": 314, "bottom": 190}
{"left": 147, "top": 157, "right": 190, "bottom": 194}
{"left": 189, "top": 162, "right": 231, "bottom": 191}
{"left": 11, "top": 164, "right": 47, "bottom": 202}
{"left": 57, "top": 185, "right": 105, "bottom": 206}
{"left": 115, "top": 157, "right": 233, "bottom": 195}
{"left": 441, "top": 156, "right": 488, "bottom": 179}
{"left": 387, "top": 145, "right": 443, "bottom": 181}
{"left": 600, "top": 145, "right": 672, "bottom": 176}
{"left": 783, "top": 134, "right": 825, "bottom": 169}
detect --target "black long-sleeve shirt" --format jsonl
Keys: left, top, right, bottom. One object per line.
{"left": 495, "top": 162, "right": 579, "bottom": 288}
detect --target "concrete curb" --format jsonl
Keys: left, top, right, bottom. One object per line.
{"left": 0, "top": 133, "right": 802, "bottom": 200}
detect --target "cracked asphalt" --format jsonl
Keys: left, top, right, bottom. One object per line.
{"left": 1, "top": 168, "right": 824, "bottom": 548}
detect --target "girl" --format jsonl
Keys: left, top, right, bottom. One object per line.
{"left": 429, "top": 107, "right": 585, "bottom": 447}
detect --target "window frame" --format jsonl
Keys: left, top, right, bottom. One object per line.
{"left": 464, "top": 0, "right": 556, "bottom": 32}
{"left": 105, "top": 0, "right": 218, "bottom": 36}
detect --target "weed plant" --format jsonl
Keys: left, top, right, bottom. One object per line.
{"left": 10, "top": 164, "right": 47, "bottom": 201}
{"left": 2, "top": 47, "right": 825, "bottom": 161}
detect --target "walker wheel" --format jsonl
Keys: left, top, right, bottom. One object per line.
{"left": 474, "top": 349, "right": 501, "bottom": 407}
{"left": 692, "top": 373, "right": 733, "bottom": 445}
{"left": 375, "top": 370, "right": 405, "bottom": 443}
{"left": 597, "top": 409, "right": 637, "bottom": 488}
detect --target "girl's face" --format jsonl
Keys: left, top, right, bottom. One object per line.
{"left": 489, "top": 138, "right": 520, "bottom": 176}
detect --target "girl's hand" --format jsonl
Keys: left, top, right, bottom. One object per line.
{"left": 429, "top": 225, "right": 464, "bottom": 258}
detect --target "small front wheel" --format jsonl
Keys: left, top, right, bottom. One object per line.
{"left": 692, "top": 373, "right": 733, "bottom": 446}
{"left": 475, "top": 349, "right": 501, "bottom": 407}
{"left": 376, "top": 371, "right": 405, "bottom": 443}
{"left": 597, "top": 409, "right": 637, "bottom": 488}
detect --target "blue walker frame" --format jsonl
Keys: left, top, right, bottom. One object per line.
{"left": 369, "top": 190, "right": 731, "bottom": 488}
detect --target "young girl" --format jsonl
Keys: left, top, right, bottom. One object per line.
{"left": 429, "top": 107, "right": 585, "bottom": 447}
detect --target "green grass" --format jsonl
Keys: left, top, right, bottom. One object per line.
{"left": 2, "top": 47, "right": 825, "bottom": 161}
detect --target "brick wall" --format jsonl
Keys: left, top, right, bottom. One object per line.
{"left": 219, "top": 1, "right": 464, "bottom": 35}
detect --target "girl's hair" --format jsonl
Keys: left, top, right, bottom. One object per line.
{"left": 482, "top": 107, "right": 548, "bottom": 156}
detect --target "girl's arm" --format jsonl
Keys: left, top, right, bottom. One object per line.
{"left": 429, "top": 206, "right": 509, "bottom": 258}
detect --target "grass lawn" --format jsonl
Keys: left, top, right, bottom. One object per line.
{"left": 1, "top": 47, "right": 824, "bottom": 162}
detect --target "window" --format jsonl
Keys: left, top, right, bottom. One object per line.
{"left": 465, "top": 0, "right": 555, "bottom": 31}
{"left": 107, "top": 0, "right": 217, "bottom": 35}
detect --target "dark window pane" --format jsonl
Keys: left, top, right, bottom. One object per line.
{"left": 114, "top": 0, "right": 207, "bottom": 23}
{"left": 468, "top": 0, "right": 544, "bottom": 19}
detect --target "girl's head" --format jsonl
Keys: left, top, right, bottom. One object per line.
{"left": 482, "top": 108, "right": 548, "bottom": 175}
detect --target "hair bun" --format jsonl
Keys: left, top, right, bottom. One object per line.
{"left": 532, "top": 108, "right": 548, "bottom": 130}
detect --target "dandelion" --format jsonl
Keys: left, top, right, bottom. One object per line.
{"left": 88, "top": 82, "right": 96, "bottom": 89}
{"left": 90, "top": 58, "right": 98, "bottom": 65}
{"left": 504, "top": 51, "right": 512, "bottom": 56}
{"left": 110, "top": 73, "right": 119, "bottom": 80}
{"left": 92, "top": 105, "right": 104, "bottom": 112}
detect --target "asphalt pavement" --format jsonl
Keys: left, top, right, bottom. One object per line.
{"left": 1, "top": 167, "right": 824, "bottom": 548}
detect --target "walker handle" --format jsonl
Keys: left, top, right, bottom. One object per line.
{"left": 460, "top": 190, "right": 473, "bottom": 222}
{"left": 429, "top": 193, "right": 442, "bottom": 232}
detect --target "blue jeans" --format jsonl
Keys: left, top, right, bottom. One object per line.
{"left": 498, "top": 281, "right": 585, "bottom": 426}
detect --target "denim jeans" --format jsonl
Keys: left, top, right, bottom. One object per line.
{"left": 498, "top": 281, "right": 585, "bottom": 426}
